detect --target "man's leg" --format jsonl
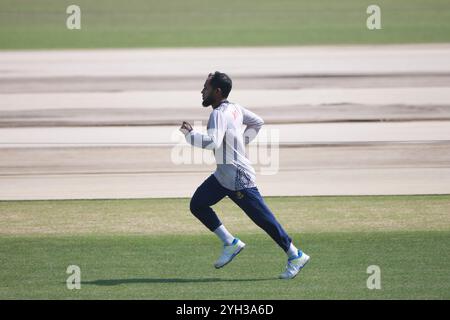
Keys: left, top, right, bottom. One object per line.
{"left": 189, "top": 174, "right": 228, "bottom": 233}
{"left": 190, "top": 175, "right": 246, "bottom": 268}
{"left": 229, "top": 187, "right": 292, "bottom": 251}
{"left": 229, "top": 187, "right": 309, "bottom": 279}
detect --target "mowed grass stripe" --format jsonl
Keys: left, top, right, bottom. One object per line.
{"left": 1, "top": 195, "right": 449, "bottom": 236}
{"left": 0, "top": 231, "right": 449, "bottom": 299}
{"left": 1, "top": 0, "right": 450, "bottom": 49}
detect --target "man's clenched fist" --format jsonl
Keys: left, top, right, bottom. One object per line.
{"left": 179, "top": 121, "right": 193, "bottom": 135}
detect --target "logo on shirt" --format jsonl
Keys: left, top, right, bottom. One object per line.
{"left": 232, "top": 109, "right": 238, "bottom": 120}
{"left": 235, "top": 164, "right": 253, "bottom": 190}
{"left": 235, "top": 191, "right": 244, "bottom": 199}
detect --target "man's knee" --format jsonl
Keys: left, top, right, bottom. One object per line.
{"left": 189, "top": 196, "right": 203, "bottom": 215}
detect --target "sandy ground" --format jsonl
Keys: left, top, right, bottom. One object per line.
{"left": 2, "top": 88, "right": 450, "bottom": 127}
{"left": 1, "top": 122, "right": 450, "bottom": 146}
{"left": 2, "top": 44, "right": 450, "bottom": 78}
{"left": 1, "top": 142, "right": 449, "bottom": 199}
{"left": 1, "top": 45, "right": 450, "bottom": 199}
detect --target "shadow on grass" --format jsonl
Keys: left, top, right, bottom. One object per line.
{"left": 81, "top": 277, "right": 276, "bottom": 286}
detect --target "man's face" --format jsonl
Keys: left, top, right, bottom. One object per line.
{"left": 201, "top": 77, "right": 215, "bottom": 107}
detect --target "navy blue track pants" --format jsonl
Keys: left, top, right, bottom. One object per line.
{"left": 189, "top": 174, "right": 292, "bottom": 252}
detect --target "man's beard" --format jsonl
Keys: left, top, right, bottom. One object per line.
{"left": 202, "top": 95, "right": 214, "bottom": 107}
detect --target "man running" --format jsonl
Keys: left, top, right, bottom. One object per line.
{"left": 179, "top": 71, "right": 309, "bottom": 279}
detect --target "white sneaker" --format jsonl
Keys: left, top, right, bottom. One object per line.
{"left": 214, "top": 238, "right": 246, "bottom": 269}
{"left": 279, "top": 250, "right": 310, "bottom": 279}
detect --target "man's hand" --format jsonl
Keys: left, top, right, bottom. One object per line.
{"left": 179, "top": 121, "right": 193, "bottom": 135}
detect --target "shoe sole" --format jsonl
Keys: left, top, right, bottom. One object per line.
{"left": 280, "top": 255, "right": 310, "bottom": 280}
{"left": 214, "top": 244, "right": 245, "bottom": 269}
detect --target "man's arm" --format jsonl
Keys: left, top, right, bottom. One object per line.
{"left": 180, "top": 110, "right": 227, "bottom": 150}
{"left": 242, "top": 106, "right": 264, "bottom": 144}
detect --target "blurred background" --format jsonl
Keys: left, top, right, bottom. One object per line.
{"left": 1, "top": 0, "right": 450, "bottom": 199}
{"left": 1, "top": 0, "right": 450, "bottom": 302}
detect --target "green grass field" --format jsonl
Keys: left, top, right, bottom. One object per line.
{"left": 1, "top": 0, "right": 450, "bottom": 49}
{"left": 1, "top": 195, "right": 449, "bottom": 299}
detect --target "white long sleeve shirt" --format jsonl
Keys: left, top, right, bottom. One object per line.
{"left": 185, "top": 100, "right": 264, "bottom": 191}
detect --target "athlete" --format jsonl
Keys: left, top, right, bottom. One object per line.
{"left": 179, "top": 72, "right": 309, "bottom": 279}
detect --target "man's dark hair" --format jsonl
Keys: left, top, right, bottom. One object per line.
{"left": 209, "top": 71, "right": 232, "bottom": 98}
